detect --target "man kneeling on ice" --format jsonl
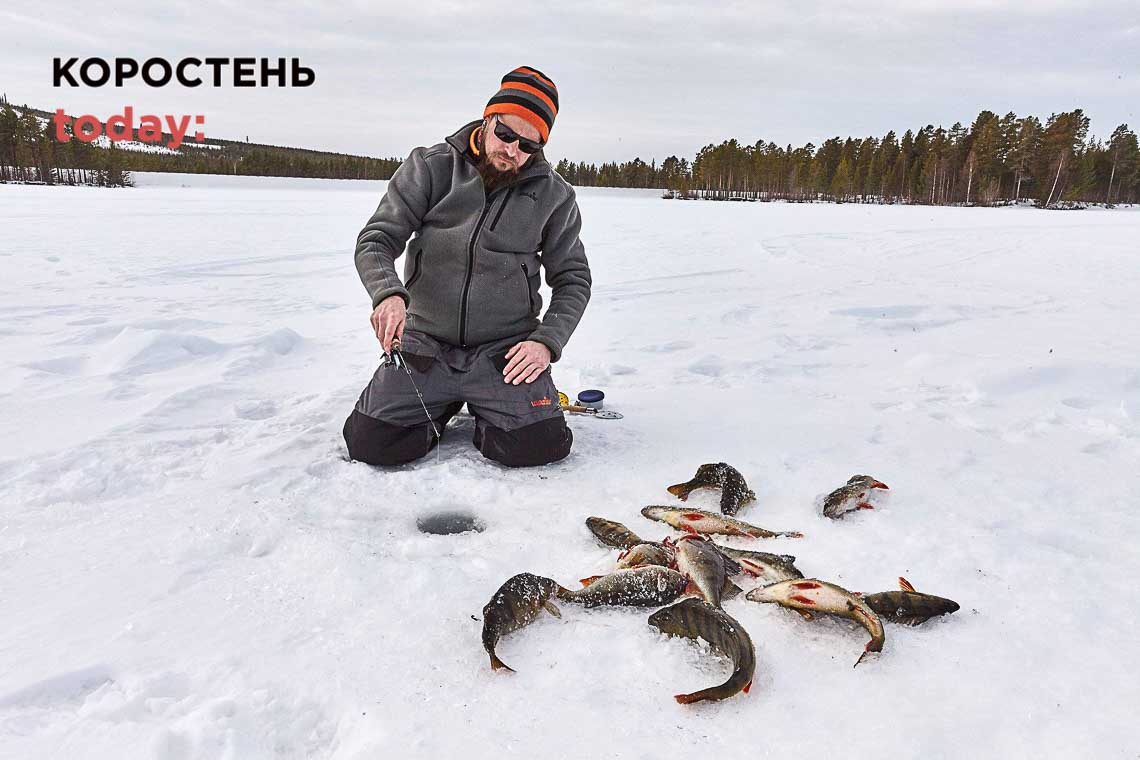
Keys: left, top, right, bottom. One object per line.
{"left": 343, "top": 66, "right": 592, "bottom": 467}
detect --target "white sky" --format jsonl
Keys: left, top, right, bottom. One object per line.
{"left": 4, "top": 1, "right": 1139, "bottom": 164}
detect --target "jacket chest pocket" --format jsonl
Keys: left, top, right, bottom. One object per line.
{"left": 483, "top": 188, "right": 543, "bottom": 253}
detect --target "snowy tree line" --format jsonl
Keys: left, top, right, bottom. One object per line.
{"left": 0, "top": 101, "right": 133, "bottom": 186}
{"left": 556, "top": 109, "right": 1140, "bottom": 208}
{"left": 0, "top": 101, "right": 402, "bottom": 186}
{"left": 4, "top": 95, "right": 1137, "bottom": 208}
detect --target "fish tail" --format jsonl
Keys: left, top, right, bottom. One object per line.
{"left": 675, "top": 678, "right": 748, "bottom": 703}
{"left": 854, "top": 636, "right": 884, "bottom": 668}
{"left": 490, "top": 653, "right": 515, "bottom": 673}
{"left": 674, "top": 691, "right": 706, "bottom": 704}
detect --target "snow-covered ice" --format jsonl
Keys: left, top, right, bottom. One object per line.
{"left": 2, "top": 174, "right": 1138, "bottom": 758}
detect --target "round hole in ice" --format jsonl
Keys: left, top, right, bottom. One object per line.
{"left": 416, "top": 510, "right": 485, "bottom": 535}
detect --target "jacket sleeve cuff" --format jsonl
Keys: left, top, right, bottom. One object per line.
{"left": 371, "top": 286, "right": 410, "bottom": 309}
{"left": 529, "top": 333, "right": 563, "bottom": 363}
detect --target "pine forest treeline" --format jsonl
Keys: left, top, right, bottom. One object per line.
{"left": 0, "top": 101, "right": 402, "bottom": 187}
{"left": 3, "top": 96, "right": 1138, "bottom": 207}
{"left": 554, "top": 109, "right": 1140, "bottom": 207}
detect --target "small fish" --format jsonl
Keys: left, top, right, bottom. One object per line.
{"left": 642, "top": 505, "right": 803, "bottom": 539}
{"left": 586, "top": 516, "right": 643, "bottom": 550}
{"left": 673, "top": 535, "right": 742, "bottom": 608}
{"left": 822, "top": 475, "right": 889, "bottom": 519}
{"left": 746, "top": 578, "right": 884, "bottom": 667}
{"left": 616, "top": 542, "right": 675, "bottom": 570}
{"left": 861, "top": 576, "right": 960, "bottom": 626}
{"left": 567, "top": 565, "right": 689, "bottom": 608}
{"left": 712, "top": 544, "right": 805, "bottom": 582}
{"left": 648, "top": 598, "right": 756, "bottom": 704}
{"left": 667, "top": 462, "right": 756, "bottom": 515}
{"left": 481, "top": 573, "right": 569, "bottom": 672}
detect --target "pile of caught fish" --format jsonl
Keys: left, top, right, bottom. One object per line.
{"left": 480, "top": 464, "right": 961, "bottom": 704}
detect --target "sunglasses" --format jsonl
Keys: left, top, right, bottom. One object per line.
{"left": 492, "top": 118, "right": 544, "bottom": 154}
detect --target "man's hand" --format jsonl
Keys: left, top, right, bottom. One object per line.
{"left": 370, "top": 295, "right": 406, "bottom": 353}
{"left": 503, "top": 340, "right": 552, "bottom": 385}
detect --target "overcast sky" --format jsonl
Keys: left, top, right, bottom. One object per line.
{"left": 5, "top": 1, "right": 1139, "bottom": 164}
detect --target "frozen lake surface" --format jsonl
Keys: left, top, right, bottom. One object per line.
{"left": 2, "top": 174, "right": 1138, "bottom": 758}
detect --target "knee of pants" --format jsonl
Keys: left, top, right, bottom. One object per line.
{"left": 475, "top": 415, "right": 573, "bottom": 468}
{"left": 343, "top": 409, "right": 437, "bottom": 466}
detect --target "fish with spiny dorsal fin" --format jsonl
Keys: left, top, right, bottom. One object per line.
{"left": 481, "top": 573, "right": 569, "bottom": 672}
{"left": 648, "top": 598, "right": 756, "bottom": 704}
{"left": 616, "top": 542, "right": 675, "bottom": 570}
{"left": 667, "top": 462, "right": 757, "bottom": 515}
{"left": 566, "top": 565, "right": 689, "bottom": 608}
{"left": 585, "top": 516, "right": 643, "bottom": 550}
{"left": 746, "top": 578, "right": 884, "bottom": 667}
{"left": 642, "top": 505, "right": 803, "bottom": 539}
{"left": 861, "top": 576, "right": 960, "bottom": 626}
{"left": 673, "top": 534, "right": 742, "bottom": 608}
{"left": 711, "top": 543, "right": 805, "bottom": 582}
{"left": 822, "top": 475, "right": 889, "bottom": 519}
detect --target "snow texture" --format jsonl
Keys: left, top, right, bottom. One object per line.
{"left": 1, "top": 174, "right": 1138, "bottom": 759}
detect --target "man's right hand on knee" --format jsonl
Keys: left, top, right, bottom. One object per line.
{"left": 370, "top": 294, "right": 407, "bottom": 353}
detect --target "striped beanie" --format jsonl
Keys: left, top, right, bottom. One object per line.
{"left": 484, "top": 66, "right": 559, "bottom": 144}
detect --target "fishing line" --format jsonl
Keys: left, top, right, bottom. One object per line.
{"left": 383, "top": 337, "right": 442, "bottom": 462}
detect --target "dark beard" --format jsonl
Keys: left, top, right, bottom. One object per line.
{"left": 475, "top": 127, "right": 524, "bottom": 193}
{"left": 476, "top": 155, "right": 517, "bottom": 193}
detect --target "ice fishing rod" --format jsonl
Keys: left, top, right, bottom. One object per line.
{"left": 382, "top": 337, "right": 441, "bottom": 440}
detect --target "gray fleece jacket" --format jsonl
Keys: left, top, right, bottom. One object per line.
{"left": 354, "top": 120, "right": 592, "bottom": 362}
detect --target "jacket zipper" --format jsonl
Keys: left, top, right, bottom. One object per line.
{"left": 488, "top": 188, "right": 514, "bottom": 231}
{"left": 458, "top": 177, "right": 533, "bottom": 346}
{"left": 405, "top": 249, "right": 424, "bottom": 289}
{"left": 458, "top": 196, "right": 495, "bottom": 346}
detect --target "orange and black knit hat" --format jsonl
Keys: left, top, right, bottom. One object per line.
{"left": 484, "top": 66, "right": 559, "bottom": 144}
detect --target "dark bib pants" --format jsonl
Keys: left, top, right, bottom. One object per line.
{"left": 343, "top": 330, "right": 572, "bottom": 468}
